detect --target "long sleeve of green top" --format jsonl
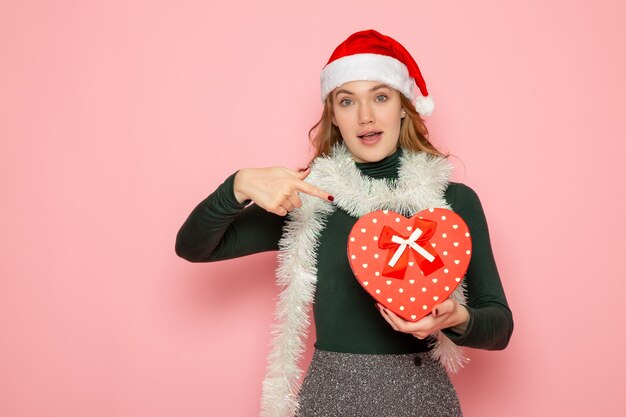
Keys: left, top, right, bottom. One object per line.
{"left": 175, "top": 161, "right": 513, "bottom": 353}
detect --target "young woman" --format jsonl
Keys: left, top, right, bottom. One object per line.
{"left": 176, "top": 29, "right": 513, "bottom": 417}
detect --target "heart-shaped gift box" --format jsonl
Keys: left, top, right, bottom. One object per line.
{"left": 347, "top": 208, "right": 472, "bottom": 322}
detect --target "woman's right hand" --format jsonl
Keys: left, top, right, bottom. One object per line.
{"left": 233, "top": 167, "right": 334, "bottom": 216}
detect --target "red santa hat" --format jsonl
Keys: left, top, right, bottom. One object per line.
{"left": 320, "top": 29, "right": 435, "bottom": 116}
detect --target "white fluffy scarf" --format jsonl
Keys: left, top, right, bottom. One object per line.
{"left": 260, "top": 144, "right": 468, "bottom": 417}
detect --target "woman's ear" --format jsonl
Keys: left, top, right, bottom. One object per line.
{"left": 400, "top": 109, "right": 407, "bottom": 118}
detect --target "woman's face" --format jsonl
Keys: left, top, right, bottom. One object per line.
{"left": 331, "top": 81, "right": 404, "bottom": 163}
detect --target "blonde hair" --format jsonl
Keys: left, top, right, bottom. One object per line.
{"left": 308, "top": 92, "right": 446, "bottom": 161}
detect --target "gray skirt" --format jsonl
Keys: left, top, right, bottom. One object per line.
{"left": 296, "top": 349, "right": 462, "bottom": 417}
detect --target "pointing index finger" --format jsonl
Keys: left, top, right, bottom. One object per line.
{"left": 296, "top": 180, "right": 334, "bottom": 202}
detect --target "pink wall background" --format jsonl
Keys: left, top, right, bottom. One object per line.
{"left": 2, "top": 1, "right": 625, "bottom": 416}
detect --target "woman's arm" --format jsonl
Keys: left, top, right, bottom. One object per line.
{"left": 376, "top": 183, "right": 514, "bottom": 350}
{"left": 175, "top": 167, "right": 333, "bottom": 262}
{"left": 175, "top": 172, "right": 286, "bottom": 262}
{"left": 440, "top": 182, "right": 514, "bottom": 350}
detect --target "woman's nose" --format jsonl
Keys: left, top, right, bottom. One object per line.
{"left": 358, "top": 104, "right": 374, "bottom": 125}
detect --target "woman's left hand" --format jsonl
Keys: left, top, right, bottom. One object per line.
{"left": 376, "top": 299, "right": 470, "bottom": 339}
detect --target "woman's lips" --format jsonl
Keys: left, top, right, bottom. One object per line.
{"left": 358, "top": 131, "right": 382, "bottom": 145}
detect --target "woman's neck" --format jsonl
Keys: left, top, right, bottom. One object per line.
{"left": 354, "top": 147, "right": 402, "bottom": 179}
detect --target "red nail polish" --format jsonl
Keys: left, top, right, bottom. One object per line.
{"left": 328, "top": 195, "right": 335, "bottom": 202}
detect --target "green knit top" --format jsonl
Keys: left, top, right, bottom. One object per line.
{"left": 175, "top": 148, "right": 513, "bottom": 353}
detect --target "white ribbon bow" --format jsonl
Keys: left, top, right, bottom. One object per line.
{"left": 388, "top": 227, "right": 436, "bottom": 268}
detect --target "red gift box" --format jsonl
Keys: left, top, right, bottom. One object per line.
{"left": 347, "top": 208, "right": 472, "bottom": 322}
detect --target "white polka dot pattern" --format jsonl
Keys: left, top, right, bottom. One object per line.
{"left": 347, "top": 208, "right": 472, "bottom": 322}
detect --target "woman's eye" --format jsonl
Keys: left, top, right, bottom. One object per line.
{"left": 375, "top": 95, "right": 388, "bottom": 103}
{"left": 339, "top": 98, "right": 353, "bottom": 106}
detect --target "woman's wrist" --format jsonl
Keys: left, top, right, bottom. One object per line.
{"left": 233, "top": 169, "right": 251, "bottom": 204}
{"left": 448, "top": 304, "right": 470, "bottom": 335}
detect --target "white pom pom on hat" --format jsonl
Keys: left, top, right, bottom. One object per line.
{"left": 320, "top": 29, "right": 434, "bottom": 116}
{"left": 414, "top": 95, "right": 435, "bottom": 116}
